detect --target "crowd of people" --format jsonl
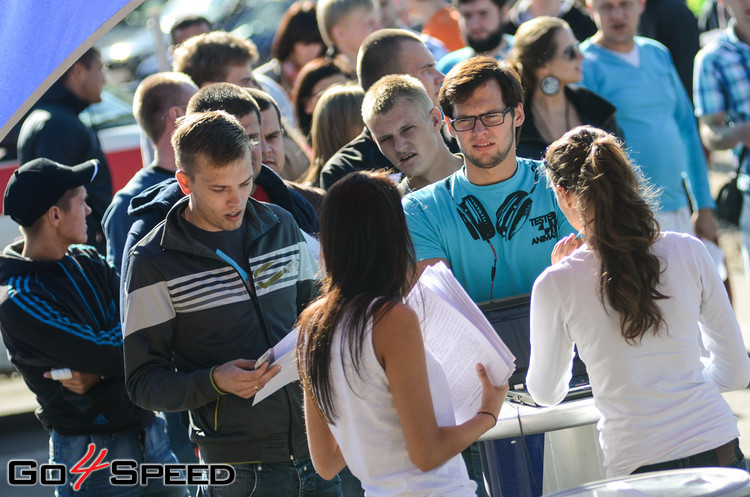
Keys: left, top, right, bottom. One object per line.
{"left": 2, "top": 0, "right": 750, "bottom": 496}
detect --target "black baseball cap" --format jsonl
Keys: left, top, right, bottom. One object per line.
{"left": 3, "top": 158, "right": 98, "bottom": 227}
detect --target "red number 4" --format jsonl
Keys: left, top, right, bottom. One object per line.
{"left": 70, "top": 444, "right": 109, "bottom": 491}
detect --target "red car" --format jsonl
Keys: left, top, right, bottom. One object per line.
{"left": 0, "top": 91, "right": 143, "bottom": 248}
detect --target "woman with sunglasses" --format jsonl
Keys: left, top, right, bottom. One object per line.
{"left": 509, "top": 17, "right": 622, "bottom": 161}
{"left": 528, "top": 125, "right": 750, "bottom": 477}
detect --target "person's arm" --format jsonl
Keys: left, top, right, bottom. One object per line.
{"left": 304, "top": 388, "right": 346, "bottom": 479}
{"left": 0, "top": 271, "right": 125, "bottom": 378}
{"left": 373, "top": 303, "right": 507, "bottom": 472}
{"left": 671, "top": 59, "right": 717, "bottom": 239}
{"left": 23, "top": 115, "right": 88, "bottom": 165}
{"left": 102, "top": 197, "right": 128, "bottom": 273}
{"left": 122, "top": 253, "right": 222, "bottom": 411}
{"left": 699, "top": 112, "right": 750, "bottom": 151}
{"left": 527, "top": 270, "right": 576, "bottom": 406}
{"left": 415, "top": 257, "right": 450, "bottom": 279}
{"left": 402, "top": 195, "right": 452, "bottom": 282}
{"left": 692, "top": 238, "right": 750, "bottom": 391}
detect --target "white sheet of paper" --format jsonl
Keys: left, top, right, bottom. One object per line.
{"left": 407, "top": 262, "right": 515, "bottom": 424}
{"left": 253, "top": 328, "right": 300, "bottom": 405}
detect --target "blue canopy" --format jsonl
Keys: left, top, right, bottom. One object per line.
{"left": 0, "top": 0, "right": 145, "bottom": 141}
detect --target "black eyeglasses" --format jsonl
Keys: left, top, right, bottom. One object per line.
{"left": 449, "top": 106, "right": 512, "bottom": 132}
{"left": 562, "top": 44, "right": 581, "bottom": 61}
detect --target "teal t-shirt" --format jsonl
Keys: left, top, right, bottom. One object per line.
{"left": 403, "top": 158, "right": 575, "bottom": 302}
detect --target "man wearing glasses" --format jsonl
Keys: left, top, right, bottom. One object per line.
{"left": 401, "top": 56, "right": 574, "bottom": 496}
{"left": 403, "top": 56, "right": 574, "bottom": 302}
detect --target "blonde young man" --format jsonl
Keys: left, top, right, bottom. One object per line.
{"left": 362, "top": 74, "right": 462, "bottom": 194}
{"left": 316, "top": 0, "right": 382, "bottom": 67}
{"left": 320, "top": 28, "right": 452, "bottom": 189}
{"left": 102, "top": 72, "right": 197, "bottom": 272}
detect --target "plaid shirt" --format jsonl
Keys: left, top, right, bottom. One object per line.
{"left": 694, "top": 19, "right": 750, "bottom": 180}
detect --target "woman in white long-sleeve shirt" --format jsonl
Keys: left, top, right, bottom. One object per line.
{"left": 527, "top": 125, "right": 750, "bottom": 477}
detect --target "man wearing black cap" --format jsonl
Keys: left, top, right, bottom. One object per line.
{"left": 0, "top": 158, "right": 181, "bottom": 497}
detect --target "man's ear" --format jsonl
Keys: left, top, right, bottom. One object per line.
{"left": 444, "top": 114, "right": 456, "bottom": 137}
{"left": 330, "top": 24, "right": 345, "bottom": 50}
{"left": 513, "top": 103, "right": 525, "bottom": 128}
{"left": 65, "top": 61, "right": 85, "bottom": 86}
{"left": 430, "top": 107, "right": 443, "bottom": 131}
{"left": 175, "top": 170, "right": 192, "bottom": 195}
{"left": 46, "top": 206, "right": 61, "bottom": 227}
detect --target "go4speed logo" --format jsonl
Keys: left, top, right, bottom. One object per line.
{"left": 8, "top": 444, "right": 235, "bottom": 489}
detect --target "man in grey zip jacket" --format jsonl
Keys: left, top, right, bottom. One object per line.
{"left": 122, "top": 111, "right": 339, "bottom": 496}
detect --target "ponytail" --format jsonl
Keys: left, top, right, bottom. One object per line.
{"left": 545, "top": 126, "right": 668, "bottom": 343}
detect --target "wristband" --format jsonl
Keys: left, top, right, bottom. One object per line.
{"left": 477, "top": 411, "right": 497, "bottom": 425}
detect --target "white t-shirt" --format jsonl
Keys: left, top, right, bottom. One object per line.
{"left": 527, "top": 231, "right": 750, "bottom": 476}
{"left": 327, "top": 309, "right": 477, "bottom": 496}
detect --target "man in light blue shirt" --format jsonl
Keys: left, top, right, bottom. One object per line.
{"left": 403, "top": 57, "right": 575, "bottom": 496}
{"left": 581, "top": 0, "right": 717, "bottom": 242}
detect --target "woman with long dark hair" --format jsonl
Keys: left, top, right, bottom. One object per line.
{"left": 297, "top": 171, "right": 507, "bottom": 496}
{"left": 528, "top": 126, "right": 750, "bottom": 477}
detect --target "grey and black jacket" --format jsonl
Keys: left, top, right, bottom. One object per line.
{"left": 123, "top": 195, "right": 318, "bottom": 464}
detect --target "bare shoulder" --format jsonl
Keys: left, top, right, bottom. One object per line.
{"left": 372, "top": 302, "right": 422, "bottom": 365}
{"left": 374, "top": 302, "right": 420, "bottom": 333}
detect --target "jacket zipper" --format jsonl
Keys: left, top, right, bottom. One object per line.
{"left": 243, "top": 263, "right": 298, "bottom": 461}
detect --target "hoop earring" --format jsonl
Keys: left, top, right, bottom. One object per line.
{"left": 540, "top": 76, "right": 561, "bottom": 96}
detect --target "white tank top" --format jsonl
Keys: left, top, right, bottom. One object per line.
{"left": 326, "top": 308, "right": 477, "bottom": 497}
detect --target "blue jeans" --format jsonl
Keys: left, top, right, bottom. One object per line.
{"left": 50, "top": 415, "right": 185, "bottom": 497}
{"left": 197, "top": 456, "right": 342, "bottom": 497}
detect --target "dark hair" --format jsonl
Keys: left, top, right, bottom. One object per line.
{"left": 454, "top": 0, "right": 508, "bottom": 9}
{"left": 172, "top": 111, "right": 251, "bottom": 177}
{"left": 439, "top": 57, "right": 524, "bottom": 141}
{"left": 62, "top": 47, "right": 100, "bottom": 82}
{"left": 293, "top": 57, "right": 353, "bottom": 137}
{"left": 169, "top": 15, "right": 211, "bottom": 45}
{"left": 296, "top": 171, "right": 416, "bottom": 422}
{"left": 272, "top": 1, "right": 325, "bottom": 62}
{"left": 509, "top": 16, "right": 568, "bottom": 103}
{"left": 544, "top": 126, "right": 668, "bottom": 344}
{"left": 173, "top": 31, "right": 259, "bottom": 87}
{"left": 187, "top": 82, "right": 260, "bottom": 122}
{"left": 133, "top": 72, "right": 197, "bottom": 143}
{"left": 245, "top": 88, "right": 281, "bottom": 122}
{"left": 357, "top": 29, "right": 423, "bottom": 91}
